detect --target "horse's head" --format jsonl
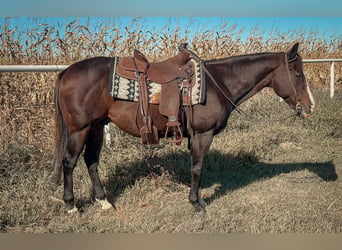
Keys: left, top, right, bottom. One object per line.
{"left": 271, "top": 43, "right": 315, "bottom": 118}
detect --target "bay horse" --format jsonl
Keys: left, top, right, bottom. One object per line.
{"left": 52, "top": 43, "right": 315, "bottom": 213}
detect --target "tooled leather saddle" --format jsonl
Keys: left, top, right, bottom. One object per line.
{"left": 115, "top": 44, "right": 195, "bottom": 145}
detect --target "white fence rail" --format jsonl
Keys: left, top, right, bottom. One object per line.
{"left": 0, "top": 59, "right": 341, "bottom": 97}
{"left": 303, "top": 59, "right": 342, "bottom": 98}
{"left": 0, "top": 65, "right": 69, "bottom": 72}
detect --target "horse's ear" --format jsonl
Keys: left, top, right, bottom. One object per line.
{"left": 288, "top": 42, "right": 299, "bottom": 60}
{"left": 179, "top": 43, "right": 188, "bottom": 50}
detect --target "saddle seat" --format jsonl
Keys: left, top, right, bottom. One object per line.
{"left": 115, "top": 46, "right": 194, "bottom": 145}
{"left": 116, "top": 49, "right": 191, "bottom": 83}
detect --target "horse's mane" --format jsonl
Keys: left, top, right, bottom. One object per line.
{"left": 204, "top": 52, "right": 281, "bottom": 64}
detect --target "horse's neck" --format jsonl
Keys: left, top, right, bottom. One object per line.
{"left": 208, "top": 53, "right": 282, "bottom": 106}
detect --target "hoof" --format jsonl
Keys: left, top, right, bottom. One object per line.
{"left": 191, "top": 202, "right": 206, "bottom": 213}
{"left": 67, "top": 206, "right": 79, "bottom": 214}
{"left": 190, "top": 189, "right": 207, "bottom": 212}
{"left": 96, "top": 198, "right": 113, "bottom": 210}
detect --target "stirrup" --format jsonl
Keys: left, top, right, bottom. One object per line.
{"left": 165, "top": 120, "right": 183, "bottom": 145}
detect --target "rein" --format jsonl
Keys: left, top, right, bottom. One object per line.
{"left": 201, "top": 66, "right": 246, "bottom": 115}
{"left": 184, "top": 48, "right": 246, "bottom": 115}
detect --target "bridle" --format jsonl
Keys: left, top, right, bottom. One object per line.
{"left": 283, "top": 52, "right": 303, "bottom": 117}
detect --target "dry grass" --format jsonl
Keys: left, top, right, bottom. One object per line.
{"left": 1, "top": 90, "right": 341, "bottom": 233}
{"left": 0, "top": 18, "right": 341, "bottom": 233}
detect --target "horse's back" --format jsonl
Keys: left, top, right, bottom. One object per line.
{"left": 60, "top": 56, "right": 113, "bottom": 83}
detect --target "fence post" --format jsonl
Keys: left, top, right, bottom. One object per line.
{"left": 330, "top": 61, "right": 335, "bottom": 98}
{"left": 104, "top": 124, "right": 111, "bottom": 147}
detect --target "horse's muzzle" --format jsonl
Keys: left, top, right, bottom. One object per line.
{"left": 296, "top": 103, "right": 314, "bottom": 118}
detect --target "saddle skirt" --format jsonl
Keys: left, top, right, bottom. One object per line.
{"left": 108, "top": 57, "right": 206, "bottom": 106}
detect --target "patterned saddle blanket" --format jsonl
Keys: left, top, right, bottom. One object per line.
{"left": 108, "top": 57, "right": 206, "bottom": 105}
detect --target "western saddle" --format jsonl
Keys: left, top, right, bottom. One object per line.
{"left": 115, "top": 44, "right": 194, "bottom": 145}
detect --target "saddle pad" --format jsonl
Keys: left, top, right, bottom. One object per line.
{"left": 108, "top": 57, "right": 206, "bottom": 105}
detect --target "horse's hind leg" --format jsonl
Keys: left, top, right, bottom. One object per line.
{"left": 84, "top": 122, "right": 112, "bottom": 210}
{"left": 63, "top": 128, "right": 90, "bottom": 213}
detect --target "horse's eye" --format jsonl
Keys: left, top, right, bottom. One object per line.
{"left": 296, "top": 73, "right": 304, "bottom": 79}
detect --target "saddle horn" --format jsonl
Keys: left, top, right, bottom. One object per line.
{"left": 178, "top": 43, "right": 202, "bottom": 63}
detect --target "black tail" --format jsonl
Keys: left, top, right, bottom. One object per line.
{"left": 51, "top": 71, "right": 68, "bottom": 185}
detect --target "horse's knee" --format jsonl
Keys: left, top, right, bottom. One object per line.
{"left": 84, "top": 152, "right": 99, "bottom": 171}
{"left": 62, "top": 153, "right": 78, "bottom": 172}
{"left": 87, "top": 163, "right": 99, "bottom": 175}
{"left": 191, "top": 165, "right": 202, "bottom": 177}
{"left": 63, "top": 153, "right": 72, "bottom": 166}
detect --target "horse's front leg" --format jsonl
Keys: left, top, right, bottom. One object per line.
{"left": 189, "top": 130, "right": 214, "bottom": 211}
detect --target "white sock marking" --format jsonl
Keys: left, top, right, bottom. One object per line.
{"left": 68, "top": 206, "right": 79, "bottom": 214}
{"left": 96, "top": 198, "right": 112, "bottom": 210}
